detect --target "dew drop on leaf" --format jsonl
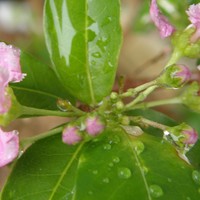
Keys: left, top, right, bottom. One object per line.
{"left": 118, "top": 167, "right": 132, "bottom": 179}
{"left": 92, "top": 170, "right": 98, "bottom": 175}
{"left": 192, "top": 170, "right": 200, "bottom": 185}
{"left": 108, "top": 162, "right": 114, "bottom": 167}
{"left": 149, "top": 185, "right": 164, "bottom": 198}
{"left": 113, "top": 156, "right": 120, "bottom": 163}
{"left": 102, "top": 177, "right": 110, "bottom": 183}
{"left": 103, "top": 144, "right": 112, "bottom": 150}
{"left": 132, "top": 140, "right": 145, "bottom": 155}
{"left": 108, "top": 61, "right": 113, "bottom": 67}
{"left": 92, "top": 52, "right": 101, "bottom": 58}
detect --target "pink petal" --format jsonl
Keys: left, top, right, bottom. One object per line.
{"left": 86, "top": 117, "right": 104, "bottom": 136}
{"left": 0, "top": 129, "right": 19, "bottom": 167}
{"left": 0, "top": 67, "right": 11, "bottom": 114}
{"left": 186, "top": 3, "right": 200, "bottom": 28}
{"left": 150, "top": 0, "right": 175, "bottom": 38}
{"left": 0, "top": 42, "right": 25, "bottom": 82}
{"left": 62, "top": 126, "right": 82, "bottom": 145}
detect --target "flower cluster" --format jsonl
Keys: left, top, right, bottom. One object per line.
{"left": 150, "top": 0, "right": 200, "bottom": 43}
{"left": 0, "top": 42, "right": 25, "bottom": 114}
{"left": 0, "top": 128, "right": 19, "bottom": 167}
{"left": 0, "top": 42, "right": 25, "bottom": 167}
{"left": 62, "top": 115, "right": 105, "bottom": 145}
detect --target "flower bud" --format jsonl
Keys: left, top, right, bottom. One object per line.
{"left": 62, "top": 125, "right": 82, "bottom": 145}
{"left": 157, "top": 64, "right": 191, "bottom": 88}
{"left": 181, "top": 82, "right": 200, "bottom": 113}
{"left": 0, "top": 128, "right": 19, "bottom": 167}
{"left": 0, "top": 87, "right": 22, "bottom": 127}
{"left": 166, "top": 123, "right": 198, "bottom": 148}
{"left": 85, "top": 116, "right": 105, "bottom": 136}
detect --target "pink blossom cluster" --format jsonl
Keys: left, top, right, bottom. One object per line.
{"left": 0, "top": 42, "right": 25, "bottom": 167}
{"left": 150, "top": 0, "right": 200, "bottom": 41}
{"left": 0, "top": 42, "right": 25, "bottom": 114}
{"left": 62, "top": 116, "right": 105, "bottom": 145}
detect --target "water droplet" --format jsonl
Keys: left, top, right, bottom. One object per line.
{"left": 192, "top": 170, "right": 200, "bottom": 185}
{"left": 103, "top": 144, "right": 112, "bottom": 150}
{"left": 113, "top": 156, "right": 120, "bottom": 163}
{"left": 96, "top": 37, "right": 109, "bottom": 52}
{"left": 92, "top": 52, "right": 101, "bottom": 58}
{"left": 118, "top": 167, "right": 132, "bottom": 179}
{"left": 108, "top": 61, "right": 113, "bottom": 67}
{"left": 102, "top": 177, "right": 110, "bottom": 183}
{"left": 167, "top": 178, "right": 172, "bottom": 182}
{"left": 132, "top": 140, "right": 145, "bottom": 155}
{"left": 56, "top": 98, "right": 71, "bottom": 111}
{"left": 101, "top": 16, "right": 112, "bottom": 26}
{"left": 110, "top": 135, "right": 120, "bottom": 144}
{"left": 108, "top": 162, "right": 114, "bottom": 167}
{"left": 149, "top": 185, "right": 164, "bottom": 198}
{"left": 92, "top": 170, "right": 98, "bottom": 175}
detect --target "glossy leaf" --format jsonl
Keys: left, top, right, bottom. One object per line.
{"left": 1, "top": 133, "right": 84, "bottom": 200}
{"left": 44, "top": 0, "right": 122, "bottom": 104}
{"left": 11, "top": 52, "right": 74, "bottom": 110}
{"left": 1, "top": 126, "right": 200, "bottom": 200}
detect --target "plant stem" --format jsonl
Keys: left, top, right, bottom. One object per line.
{"left": 165, "top": 49, "right": 182, "bottom": 67}
{"left": 126, "top": 85, "right": 158, "bottom": 108}
{"left": 129, "top": 97, "right": 181, "bottom": 110}
{"left": 21, "top": 106, "right": 83, "bottom": 117}
{"left": 21, "top": 126, "right": 63, "bottom": 147}
{"left": 132, "top": 116, "right": 168, "bottom": 131}
{"left": 120, "top": 80, "right": 157, "bottom": 98}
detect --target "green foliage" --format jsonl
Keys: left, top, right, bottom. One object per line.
{"left": 11, "top": 52, "right": 74, "bottom": 110}
{"left": 1, "top": 110, "right": 200, "bottom": 199}
{"left": 44, "top": 0, "right": 122, "bottom": 105}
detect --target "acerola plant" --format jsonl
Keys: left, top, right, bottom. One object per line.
{"left": 0, "top": 0, "right": 200, "bottom": 199}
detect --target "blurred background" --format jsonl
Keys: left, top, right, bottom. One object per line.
{"left": 0, "top": 0, "right": 200, "bottom": 190}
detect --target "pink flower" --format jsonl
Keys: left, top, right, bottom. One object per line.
{"left": 62, "top": 126, "right": 82, "bottom": 145}
{"left": 186, "top": 3, "right": 200, "bottom": 42}
{"left": 183, "top": 127, "right": 198, "bottom": 145}
{"left": 175, "top": 64, "right": 192, "bottom": 84}
{"left": 86, "top": 116, "right": 105, "bottom": 136}
{"left": 0, "top": 42, "right": 25, "bottom": 114}
{"left": 0, "top": 128, "right": 19, "bottom": 167}
{"left": 150, "top": 0, "right": 175, "bottom": 38}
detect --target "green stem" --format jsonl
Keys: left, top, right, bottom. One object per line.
{"left": 165, "top": 49, "right": 182, "bottom": 67}
{"left": 130, "top": 97, "right": 181, "bottom": 110}
{"left": 132, "top": 116, "right": 168, "bottom": 131}
{"left": 120, "top": 80, "right": 157, "bottom": 98}
{"left": 21, "top": 126, "right": 63, "bottom": 147}
{"left": 126, "top": 85, "right": 158, "bottom": 108}
{"left": 21, "top": 106, "right": 83, "bottom": 117}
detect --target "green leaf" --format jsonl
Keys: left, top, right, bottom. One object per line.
{"left": 11, "top": 52, "right": 74, "bottom": 110}
{"left": 1, "top": 126, "right": 200, "bottom": 200}
{"left": 1, "top": 133, "right": 85, "bottom": 200}
{"left": 44, "top": 0, "right": 122, "bottom": 105}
